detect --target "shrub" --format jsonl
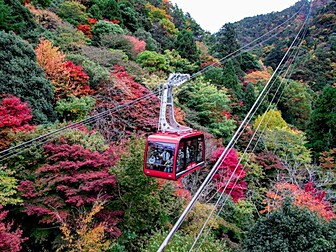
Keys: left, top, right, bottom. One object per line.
{"left": 52, "top": 22, "right": 88, "bottom": 52}
{"left": 0, "top": 205, "right": 26, "bottom": 252}
{"left": 95, "top": 34, "right": 133, "bottom": 59}
{"left": 66, "top": 54, "right": 110, "bottom": 89}
{"left": 80, "top": 45, "right": 128, "bottom": 69}
{"left": 56, "top": 95, "right": 96, "bottom": 122}
{"left": 244, "top": 199, "right": 336, "bottom": 252}
{"left": 91, "top": 20, "right": 124, "bottom": 39}
{"left": 56, "top": 0, "right": 88, "bottom": 26}
{"left": 0, "top": 31, "right": 55, "bottom": 123}
{"left": 0, "top": 0, "right": 37, "bottom": 35}
{"left": 0, "top": 95, "right": 34, "bottom": 150}
{"left": 136, "top": 50, "right": 168, "bottom": 72}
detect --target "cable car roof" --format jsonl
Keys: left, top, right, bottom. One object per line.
{"left": 148, "top": 131, "right": 204, "bottom": 142}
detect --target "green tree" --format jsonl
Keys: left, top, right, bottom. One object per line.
{"left": 0, "top": 31, "right": 55, "bottom": 123}
{"left": 211, "top": 23, "right": 240, "bottom": 60}
{"left": 173, "top": 29, "right": 200, "bottom": 63}
{"left": 279, "top": 80, "right": 313, "bottom": 130}
{"left": 91, "top": 20, "right": 124, "bottom": 36}
{"left": 89, "top": 0, "right": 122, "bottom": 23}
{"left": 178, "top": 79, "right": 236, "bottom": 142}
{"left": 0, "top": 166, "right": 22, "bottom": 206}
{"left": 119, "top": 2, "right": 139, "bottom": 32}
{"left": 56, "top": 0, "right": 88, "bottom": 26}
{"left": 110, "top": 136, "right": 185, "bottom": 251}
{"left": 307, "top": 86, "right": 336, "bottom": 159}
{"left": 0, "top": 0, "right": 37, "bottom": 35}
{"left": 244, "top": 199, "right": 336, "bottom": 252}
{"left": 136, "top": 50, "right": 168, "bottom": 72}
{"left": 243, "top": 83, "right": 257, "bottom": 111}
{"left": 240, "top": 52, "right": 262, "bottom": 72}
{"left": 56, "top": 96, "right": 96, "bottom": 122}
{"left": 222, "top": 60, "right": 242, "bottom": 96}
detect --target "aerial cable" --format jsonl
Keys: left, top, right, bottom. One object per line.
{"left": 193, "top": 38, "right": 306, "bottom": 251}
{"left": 158, "top": 4, "right": 311, "bottom": 250}
{"left": 0, "top": 0, "right": 308, "bottom": 163}
{"left": 201, "top": 14, "right": 310, "bottom": 204}
{"left": 0, "top": 89, "right": 161, "bottom": 162}
{"left": 0, "top": 18, "right": 293, "bottom": 163}
{"left": 191, "top": 11, "right": 311, "bottom": 251}
{"left": 190, "top": 1, "right": 308, "bottom": 80}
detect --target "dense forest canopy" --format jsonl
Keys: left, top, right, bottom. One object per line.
{"left": 0, "top": 0, "right": 335, "bottom": 251}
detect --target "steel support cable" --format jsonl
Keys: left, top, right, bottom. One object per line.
{"left": 0, "top": 21, "right": 286, "bottom": 162}
{"left": 203, "top": 59, "right": 294, "bottom": 205}
{"left": 194, "top": 38, "right": 305, "bottom": 252}
{"left": 200, "top": 16, "right": 310, "bottom": 205}
{"left": 204, "top": 20, "right": 310, "bottom": 204}
{"left": 158, "top": 5, "right": 311, "bottom": 250}
{"left": 189, "top": 2, "right": 308, "bottom": 81}
{"left": 0, "top": 89, "right": 161, "bottom": 162}
{"left": 191, "top": 10, "right": 311, "bottom": 252}
{"left": 0, "top": 3, "right": 307, "bottom": 162}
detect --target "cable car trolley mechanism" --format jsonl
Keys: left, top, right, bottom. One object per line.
{"left": 144, "top": 73, "right": 205, "bottom": 180}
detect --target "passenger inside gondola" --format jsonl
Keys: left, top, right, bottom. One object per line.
{"left": 146, "top": 142, "right": 175, "bottom": 172}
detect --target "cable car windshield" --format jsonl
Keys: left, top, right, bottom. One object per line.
{"left": 146, "top": 142, "right": 176, "bottom": 173}
{"left": 176, "top": 136, "right": 204, "bottom": 177}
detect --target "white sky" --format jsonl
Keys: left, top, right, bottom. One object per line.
{"left": 170, "top": 0, "right": 300, "bottom": 33}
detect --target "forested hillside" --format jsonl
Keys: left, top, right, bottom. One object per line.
{"left": 0, "top": 0, "right": 335, "bottom": 251}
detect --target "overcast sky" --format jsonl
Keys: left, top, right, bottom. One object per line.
{"left": 170, "top": 0, "right": 300, "bottom": 33}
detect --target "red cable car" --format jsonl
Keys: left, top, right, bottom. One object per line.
{"left": 144, "top": 131, "right": 205, "bottom": 180}
{"left": 143, "top": 73, "right": 205, "bottom": 180}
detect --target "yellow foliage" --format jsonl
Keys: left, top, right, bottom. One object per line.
{"left": 57, "top": 200, "right": 112, "bottom": 252}
{"left": 252, "top": 109, "right": 288, "bottom": 131}
{"left": 181, "top": 202, "right": 220, "bottom": 237}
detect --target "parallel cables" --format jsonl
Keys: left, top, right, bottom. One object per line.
{"left": 157, "top": 1, "right": 311, "bottom": 250}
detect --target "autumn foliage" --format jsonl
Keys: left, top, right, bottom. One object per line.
{"left": 0, "top": 96, "right": 34, "bottom": 150}
{"left": 263, "top": 181, "right": 335, "bottom": 221}
{"left": 211, "top": 148, "right": 247, "bottom": 202}
{"left": 35, "top": 38, "right": 92, "bottom": 100}
{"left": 94, "top": 65, "right": 160, "bottom": 140}
{"left": 124, "top": 35, "right": 146, "bottom": 57}
{"left": 77, "top": 24, "right": 92, "bottom": 38}
{"left": 18, "top": 137, "right": 122, "bottom": 235}
{"left": 0, "top": 205, "right": 26, "bottom": 252}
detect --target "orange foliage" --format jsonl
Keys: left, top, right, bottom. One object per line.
{"left": 35, "top": 38, "right": 92, "bottom": 100}
{"left": 244, "top": 67, "right": 271, "bottom": 85}
{"left": 35, "top": 37, "right": 68, "bottom": 85}
{"left": 173, "top": 106, "right": 186, "bottom": 125}
{"left": 263, "top": 182, "right": 335, "bottom": 221}
{"left": 319, "top": 148, "right": 336, "bottom": 170}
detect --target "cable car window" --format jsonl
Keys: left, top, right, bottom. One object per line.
{"left": 146, "top": 142, "right": 175, "bottom": 173}
{"left": 196, "top": 137, "right": 204, "bottom": 162}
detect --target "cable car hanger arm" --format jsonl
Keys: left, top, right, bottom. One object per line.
{"left": 159, "top": 73, "right": 191, "bottom": 134}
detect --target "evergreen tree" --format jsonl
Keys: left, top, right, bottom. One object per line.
{"left": 243, "top": 83, "right": 257, "bottom": 111}
{"left": 222, "top": 60, "right": 241, "bottom": 93}
{"left": 278, "top": 80, "right": 313, "bottom": 130}
{"left": 119, "top": 2, "right": 139, "bottom": 32}
{"left": 173, "top": 29, "right": 200, "bottom": 63}
{"left": 244, "top": 199, "right": 336, "bottom": 252}
{"left": 0, "top": 0, "right": 37, "bottom": 35}
{"left": 307, "top": 86, "right": 336, "bottom": 159}
{"left": 0, "top": 31, "right": 55, "bottom": 123}
{"left": 211, "top": 23, "right": 240, "bottom": 59}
